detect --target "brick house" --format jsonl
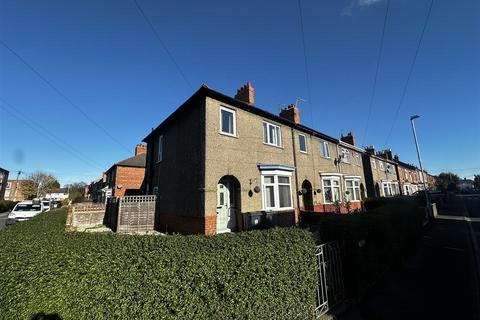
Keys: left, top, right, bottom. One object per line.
{"left": 362, "top": 147, "right": 400, "bottom": 198}
{"left": 394, "top": 159, "right": 423, "bottom": 195}
{"left": 4, "top": 179, "right": 30, "bottom": 201}
{"left": 104, "top": 144, "right": 146, "bottom": 198}
{"left": 0, "top": 168, "right": 9, "bottom": 200}
{"left": 142, "top": 83, "right": 368, "bottom": 235}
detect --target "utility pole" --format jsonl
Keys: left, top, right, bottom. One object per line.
{"left": 410, "top": 115, "right": 431, "bottom": 216}
{"left": 13, "top": 170, "right": 21, "bottom": 201}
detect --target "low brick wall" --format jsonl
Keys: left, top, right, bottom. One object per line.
{"left": 66, "top": 203, "right": 106, "bottom": 232}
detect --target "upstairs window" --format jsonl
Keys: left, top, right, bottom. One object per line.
{"left": 299, "top": 134, "right": 307, "bottom": 153}
{"left": 371, "top": 158, "right": 377, "bottom": 169}
{"left": 320, "top": 141, "right": 330, "bottom": 158}
{"left": 157, "top": 135, "right": 163, "bottom": 163}
{"left": 263, "top": 122, "right": 282, "bottom": 147}
{"left": 341, "top": 148, "right": 350, "bottom": 163}
{"left": 220, "top": 107, "right": 236, "bottom": 136}
{"left": 379, "top": 161, "right": 384, "bottom": 171}
{"left": 355, "top": 153, "right": 361, "bottom": 166}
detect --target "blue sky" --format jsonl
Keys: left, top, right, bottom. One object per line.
{"left": 1, "top": 0, "right": 479, "bottom": 185}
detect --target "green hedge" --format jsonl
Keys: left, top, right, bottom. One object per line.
{"left": 0, "top": 200, "right": 17, "bottom": 213}
{"left": 301, "top": 198, "right": 424, "bottom": 299}
{"left": 0, "top": 209, "right": 317, "bottom": 319}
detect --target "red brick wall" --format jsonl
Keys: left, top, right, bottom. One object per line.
{"left": 157, "top": 214, "right": 217, "bottom": 235}
{"left": 312, "top": 202, "right": 362, "bottom": 214}
{"left": 113, "top": 166, "right": 145, "bottom": 197}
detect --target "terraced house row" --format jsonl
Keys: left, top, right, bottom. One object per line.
{"left": 138, "top": 82, "right": 436, "bottom": 235}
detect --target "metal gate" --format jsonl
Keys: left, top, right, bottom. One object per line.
{"left": 315, "top": 241, "right": 345, "bottom": 317}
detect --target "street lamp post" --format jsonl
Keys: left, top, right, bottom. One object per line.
{"left": 410, "top": 115, "right": 431, "bottom": 216}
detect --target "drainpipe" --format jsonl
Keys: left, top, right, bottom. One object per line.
{"left": 290, "top": 127, "right": 300, "bottom": 219}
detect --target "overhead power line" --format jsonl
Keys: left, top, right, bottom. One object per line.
{"left": 362, "top": 0, "right": 390, "bottom": 146}
{"left": 0, "top": 97, "right": 104, "bottom": 170}
{"left": 133, "top": 0, "right": 194, "bottom": 91}
{"left": 297, "top": 0, "right": 314, "bottom": 128}
{"left": 383, "top": 0, "right": 435, "bottom": 147}
{"left": 0, "top": 101, "right": 103, "bottom": 171}
{"left": 0, "top": 39, "right": 131, "bottom": 154}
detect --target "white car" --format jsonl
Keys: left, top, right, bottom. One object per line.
{"left": 42, "top": 200, "right": 51, "bottom": 212}
{"left": 6, "top": 200, "right": 44, "bottom": 225}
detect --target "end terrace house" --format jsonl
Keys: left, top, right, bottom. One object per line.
{"left": 143, "top": 83, "right": 367, "bottom": 235}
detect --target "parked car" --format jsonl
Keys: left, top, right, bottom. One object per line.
{"left": 42, "top": 200, "right": 51, "bottom": 212}
{"left": 6, "top": 200, "right": 44, "bottom": 226}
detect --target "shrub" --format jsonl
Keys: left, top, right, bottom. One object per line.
{"left": 0, "top": 200, "right": 17, "bottom": 213}
{"left": 301, "top": 198, "right": 423, "bottom": 299}
{"left": 0, "top": 209, "right": 317, "bottom": 319}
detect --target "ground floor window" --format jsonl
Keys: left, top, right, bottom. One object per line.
{"left": 322, "top": 177, "right": 341, "bottom": 204}
{"left": 262, "top": 174, "right": 293, "bottom": 210}
{"left": 382, "top": 181, "right": 400, "bottom": 197}
{"left": 345, "top": 179, "right": 361, "bottom": 201}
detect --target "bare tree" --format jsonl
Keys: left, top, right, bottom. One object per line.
{"left": 22, "top": 171, "right": 60, "bottom": 199}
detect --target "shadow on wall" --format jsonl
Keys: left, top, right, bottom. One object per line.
{"left": 31, "top": 313, "right": 62, "bottom": 320}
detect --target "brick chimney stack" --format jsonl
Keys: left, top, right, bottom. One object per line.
{"left": 377, "top": 149, "right": 393, "bottom": 160}
{"left": 279, "top": 104, "right": 300, "bottom": 125}
{"left": 135, "top": 144, "right": 147, "bottom": 156}
{"left": 394, "top": 154, "right": 399, "bottom": 162}
{"left": 234, "top": 82, "right": 255, "bottom": 104}
{"left": 340, "top": 131, "right": 356, "bottom": 146}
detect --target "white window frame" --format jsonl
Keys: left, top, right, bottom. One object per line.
{"left": 298, "top": 133, "right": 307, "bottom": 153}
{"left": 219, "top": 106, "right": 236, "bottom": 137}
{"left": 345, "top": 178, "right": 361, "bottom": 202}
{"left": 341, "top": 148, "right": 350, "bottom": 164}
{"left": 371, "top": 158, "right": 377, "bottom": 169}
{"left": 320, "top": 141, "right": 331, "bottom": 158}
{"left": 322, "top": 176, "right": 341, "bottom": 204}
{"left": 156, "top": 135, "right": 163, "bottom": 163}
{"left": 261, "top": 170, "right": 293, "bottom": 211}
{"left": 263, "top": 121, "right": 282, "bottom": 148}
{"left": 382, "top": 181, "right": 399, "bottom": 197}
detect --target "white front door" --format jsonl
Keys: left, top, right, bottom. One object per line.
{"left": 216, "top": 181, "right": 236, "bottom": 233}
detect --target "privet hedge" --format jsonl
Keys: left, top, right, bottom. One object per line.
{"left": 0, "top": 209, "right": 317, "bottom": 319}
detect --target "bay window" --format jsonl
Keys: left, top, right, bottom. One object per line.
{"left": 345, "top": 179, "right": 361, "bottom": 201}
{"left": 261, "top": 173, "right": 293, "bottom": 210}
{"left": 322, "top": 177, "right": 341, "bottom": 204}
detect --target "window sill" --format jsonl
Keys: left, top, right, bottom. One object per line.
{"left": 263, "top": 142, "right": 283, "bottom": 149}
{"left": 320, "top": 156, "right": 331, "bottom": 159}
{"left": 219, "top": 131, "right": 238, "bottom": 138}
{"left": 299, "top": 150, "right": 308, "bottom": 154}
{"left": 263, "top": 207, "right": 294, "bottom": 212}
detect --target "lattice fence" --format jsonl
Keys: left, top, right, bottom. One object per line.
{"left": 107, "top": 195, "right": 156, "bottom": 233}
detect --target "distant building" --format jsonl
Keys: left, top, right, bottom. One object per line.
{"left": 45, "top": 188, "right": 69, "bottom": 201}
{"left": 362, "top": 147, "right": 400, "bottom": 198}
{"left": 104, "top": 144, "right": 146, "bottom": 198}
{"left": 458, "top": 178, "right": 474, "bottom": 192}
{"left": 4, "top": 180, "right": 30, "bottom": 201}
{"left": 0, "top": 168, "right": 9, "bottom": 200}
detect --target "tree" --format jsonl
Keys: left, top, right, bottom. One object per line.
{"left": 474, "top": 175, "right": 480, "bottom": 191}
{"left": 435, "top": 172, "right": 460, "bottom": 192}
{"left": 22, "top": 171, "right": 60, "bottom": 199}
{"left": 66, "top": 182, "right": 87, "bottom": 204}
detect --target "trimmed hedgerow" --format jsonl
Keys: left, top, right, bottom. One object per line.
{"left": 0, "top": 209, "right": 317, "bottom": 320}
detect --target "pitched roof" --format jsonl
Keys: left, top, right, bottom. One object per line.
{"left": 114, "top": 153, "right": 146, "bottom": 168}
{"left": 143, "top": 85, "right": 339, "bottom": 144}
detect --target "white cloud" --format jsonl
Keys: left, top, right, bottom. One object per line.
{"left": 341, "top": 0, "right": 384, "bottom": 16}
{"left": 358, "top": 0, "right": 383, "bottom": 7}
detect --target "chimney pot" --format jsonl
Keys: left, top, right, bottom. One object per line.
{"left": 340, "top": 131, "right": 356, "bottom": 146}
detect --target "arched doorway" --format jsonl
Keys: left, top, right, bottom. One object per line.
{"left": 301, "top": 180, "right": 313, "bottom": 211}
{"left": 375, "top": 183, "right": 380, "bottom": 198}
{"left": 216, "top": 176, "right": 241, "bottom": 234}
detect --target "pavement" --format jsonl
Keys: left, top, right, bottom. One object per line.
{"left": 0, "top": 211, "right": 10, "bottom": 230}
{"left": 338, "top": 195, "right": 480, "bottom": 320}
